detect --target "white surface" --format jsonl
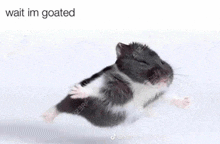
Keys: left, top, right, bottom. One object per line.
{"left": 0, "top": 30, "right": 220, "bottom": 144}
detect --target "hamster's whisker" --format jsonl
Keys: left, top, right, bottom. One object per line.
{"left": 174, "top": 77, "right": 184, "bottom": 80}
{"left": 172, "top": 67, "right": 182, "bottom": 71}
{"left": 173, "top": 77, "right": 187, "bottom": 83}
{"left": 174, "top": 74, "right": 189, "bottom": 77}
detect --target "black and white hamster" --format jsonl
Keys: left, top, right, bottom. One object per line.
{"left": 42, "top": 42, "right": 181, "bottom": 127}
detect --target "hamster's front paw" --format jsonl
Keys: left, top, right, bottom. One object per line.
{"left": 42, "top": 106, "right": 59, "bottom": 123}
{"left": 69, "top": 84, "right": 88, "bottom": 99}
{"left": 171, "top": 97, "right": 191, "bottom": 109}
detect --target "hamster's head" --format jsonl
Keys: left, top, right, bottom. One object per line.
{"left": 115, "top": 42, "right": 173, "bottom": 87}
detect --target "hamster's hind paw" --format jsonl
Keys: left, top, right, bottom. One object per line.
{"left": 69, "top": 84, "right": 88, "bottom": 99}
{"left": 41, "top": 106, "right": 59, "bottom": 123}
{"left": 171, "top": 97, "right": 191, "bottom": 109}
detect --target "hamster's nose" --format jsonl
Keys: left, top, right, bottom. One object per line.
{"left": 159, "top": 61, "right": 174, "bottom": 82}
{"left": 160, "top": 60, "right": 166, "bottom": 65}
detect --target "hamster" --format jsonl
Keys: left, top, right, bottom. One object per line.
{"left": 42, "top": 42, "right": 186, "bottom": 127}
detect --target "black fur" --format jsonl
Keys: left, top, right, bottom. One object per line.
{"left": 79, "top": 97, "right": 126, "bottom": 127}
{"left": 56, "top": 96, "right": 126, "bottom": 127}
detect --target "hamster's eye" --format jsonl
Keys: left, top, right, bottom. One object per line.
{"left": 138, "top": 60, "right": 150, "bottom": 65}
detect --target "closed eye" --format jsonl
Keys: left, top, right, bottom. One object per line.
{"left": 137, "top": 60, "right": 150, "bottom": 65}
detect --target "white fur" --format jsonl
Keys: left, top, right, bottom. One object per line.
{"left": 69, "top": 75, "right": 105, "bottom": 99}
{"left": 82, "top": 75, "right": 104, "bottom": 98}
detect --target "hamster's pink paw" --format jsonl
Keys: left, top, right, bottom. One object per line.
{"left": 69, "top": 84, "right": 88, "bottom": 99}
{"left": 42, "top": 106, "right": 59, "bottom": 123}
{"left": 171, "top": 97, "right": 191, "bottom": 109}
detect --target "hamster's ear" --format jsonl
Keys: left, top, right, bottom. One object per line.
{"left": 116, "top": 42, "right": 128, "bottom": 57}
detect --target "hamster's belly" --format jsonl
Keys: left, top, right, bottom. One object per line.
{"left": 79, "top": 81, "right": 165, "bottom": 127}
{"left": 108, "top": 82, "right": 166, "bottom": 125}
